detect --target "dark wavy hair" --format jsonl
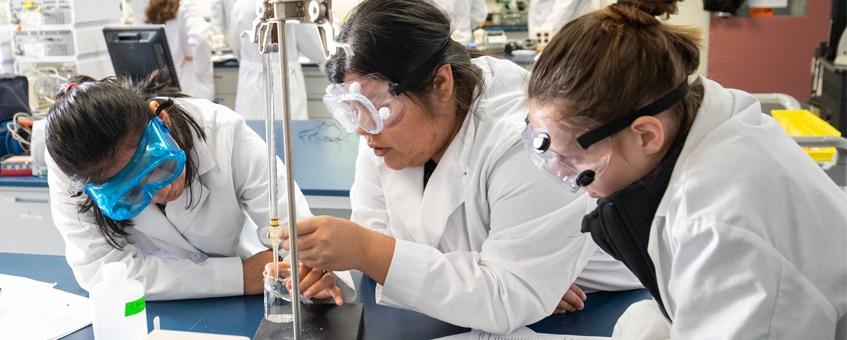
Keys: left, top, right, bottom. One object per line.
{"left": 46, "top": 70, "right": 206, "bottom": 249}
{"left": 145, "top": 0, "right": 180, "bottom": 24}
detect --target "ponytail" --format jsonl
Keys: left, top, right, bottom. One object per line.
{"left": 529, "top": 0, "right": 704, "bottom": 134}
{"left": 47, "top": 69, "right": 206, "bottom": 249}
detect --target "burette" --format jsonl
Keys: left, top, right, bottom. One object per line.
{"left": 245, "top": 1, "right": 337, "bottom": 338}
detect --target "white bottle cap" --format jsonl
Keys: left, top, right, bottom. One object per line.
{"left": 102, "top": 262, "right": 128, "bottom": 282}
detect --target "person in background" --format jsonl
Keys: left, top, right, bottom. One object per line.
{"left": 434, "top": 0, "right": 487, "bottom": 45}
{"left": 529, "top": 0, "right": 608, "bottom": 38}
{"left": 228, "top": 0, "right": 311, "bottom": 120}
{"left": 275, "top": 0, "right": 641, "bottom": 334}
{"left": 526, "top": 0, "right": 847, "bottom": 338}
{"left": 130, "top": 0, "right": 150, "bottom": 24}
{"left": 210, "top": 0, "right": 236, "bottom": 49}
{"left": 146, "top": 0, "right": 215, "bottom": 100}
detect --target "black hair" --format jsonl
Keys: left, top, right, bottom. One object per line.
{"left": 46, "top": 70, "right": 207, "bottom": 249}
{"left": 326, "top": 0, "right": 484, "bottom": 119}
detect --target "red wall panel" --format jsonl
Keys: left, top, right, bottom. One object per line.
{"left": 708, "top": 2, "right": 832, "bottom": 101}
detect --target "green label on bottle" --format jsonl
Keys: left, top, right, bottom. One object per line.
{"left": 125, "top": 297, "right": 146, "bottom": 317}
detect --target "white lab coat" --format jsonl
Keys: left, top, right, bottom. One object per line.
{"left": 47, "top": 98, "right": 312, "bottom": 300}
{"left": 228, "top": 0, "right": 309, "bottom": 120}
{"left": 331, "top": 0, "right": 362, "bottom": 23}
{"left": 131, "top": 0, "right": 149, "bottom": 24}
{"left": 162, "top": 0, "right": 215, "bottom": 100}
{"left": 210, "top": 0, "right": 236, "bottom": 48}
{"left": 350, "top": 57, "right": 640, "bottom": 334}
{"left": 434, "top": 0, "right": 487, "bottom": 44}
{"left": 615, "top": 78, "right": 847, "bottom": 339}
{"left": 528, "top": 0, "right": 608, "bottom": 37}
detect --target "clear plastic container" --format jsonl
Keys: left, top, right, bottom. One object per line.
{"left": 264, "top": 268, "right": 294, "bottom": 323}
{"left": 90, "top": 262, "right": 147, "bottom": 340}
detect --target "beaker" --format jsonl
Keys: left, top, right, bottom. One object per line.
{"left": 264, "top": 268, "right": 294, "bottom": 323}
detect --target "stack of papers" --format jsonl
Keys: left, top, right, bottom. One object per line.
{"left": 0, "top": 274, "right": 92, "bottom": 339}
{"left": 436, "top": 327, "right": 610, "bottom": 340}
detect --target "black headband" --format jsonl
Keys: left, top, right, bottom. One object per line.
{"left": 576, "top": 80, "right": 689, "bottom": 149}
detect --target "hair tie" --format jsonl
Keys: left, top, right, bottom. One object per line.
{"left": 63, "top": 82, "right": 79, "bottom": 94}
{"left": 154, "top": 98, "right": 175, "bottom": 116}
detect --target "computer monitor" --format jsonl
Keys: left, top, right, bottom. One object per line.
{"left": 103, "top": 26, "right": 180, "bottom": 89}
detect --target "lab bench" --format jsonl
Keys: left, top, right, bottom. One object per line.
{"left": 0, "top": 252, "right": 652, "bottom": 339}
{"left": 0, "top": 120, "right": 357, "bottom": 256}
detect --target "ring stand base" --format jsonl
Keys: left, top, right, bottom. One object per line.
{"left": 255, "top": 303, "right": 364, "bottom": 340}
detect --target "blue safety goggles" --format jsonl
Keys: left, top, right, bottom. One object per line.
{"left": 84, "top": 114, "right": 186, "bottom": 221}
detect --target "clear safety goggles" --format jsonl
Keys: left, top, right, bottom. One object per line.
{"left": 323, "top": 75, "right": 407, "bottom": 135}
{"left": 524, "top": 81, "right": 690, "bottom": 192}
{"left": 84, "top": 102, "right": 186, "bottom": 220}
{"left": 324, "top": 38, "right": 452, "bottom": 135}
{"left": 522, "top": 118, "right": 612, "bottom": 192}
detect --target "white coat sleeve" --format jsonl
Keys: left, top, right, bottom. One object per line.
{"left": 180, "top": 0, "right": 214, "bottom": 76}
{"left": 349, "top": 138, "right": 390, "bottom": 235}
{"left": 229, "top": 119, "right": 313, "bottom": 246}
{"left": 377, "top": 145, "right": 597, "bottom": 334}
{"left": 612, "top": 300, "right": 670, "bottom": 340}
{"left": 432, "top": 0, "right": 457, "bottom": 27}
{"left": 210, "top": 0, "right": 226, "bottom": 38}
{"left": 666, "top": 221, "right": 838, "bottom": 339}
{"left": 294, "top": 24, "right": 328, "bottom": 65}
{"left": 228, "top": 0, "right": 251, "bottom": 60}
{"left": 470, "top": 0, "right": 487, "bottom": 30}
{"left": 545, "top": 0, "right": 608, "bottom": 33}
{"left": 46, "top": 153, "right": 244, "bottom": 301}
{"left": 545, "top": 0, "right": 581, "bottom": 33}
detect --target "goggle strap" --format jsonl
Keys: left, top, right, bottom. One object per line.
{"left": 576, "top": 80, "right": 689, "bottom": 149}
{"left": 391, "top": 38, "right": 452, "bottom": 96}
{"left": 154, "top": 98, "right": 175, "bottom": 117}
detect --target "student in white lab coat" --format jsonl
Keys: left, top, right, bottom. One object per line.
{"left": 44, "top": 71, "right": 351, "bottom": 302}
{"left": 525, "top": 1, "right": 847, "bottom": 338}
{"left": 146, "top": 0, "right": 215, "bottom": 100}
{"left": 528, "top": 0, "right": 607, "bottom": 37}
{"left": 228, "top": 0, "right": 310, "bottom": 120}
{"left": 131, "top": 0, "right": 150, "bottom": 24}
{"left": 273, "top": 0, "right": 640, "bottom": 334}
{"left": 433, "top": 0, "right": 487, "bottom": 44}
{"left": 210, "top": 0, "right": 235, "bottom": 48}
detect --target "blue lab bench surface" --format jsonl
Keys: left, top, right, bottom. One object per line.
{"left": 0, "top": 252, "right": 651, "bottom": 339}
{"left": 0, "top": 120, "right": 358, "bottom": 197}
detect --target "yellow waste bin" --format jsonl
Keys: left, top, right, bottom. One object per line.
{"left": 772, "top": 110, "right": 842, "bottom": 163}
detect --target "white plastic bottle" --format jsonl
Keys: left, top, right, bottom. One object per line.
{"left": 90, "top": 262, "right": 148, "bottom": 340}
